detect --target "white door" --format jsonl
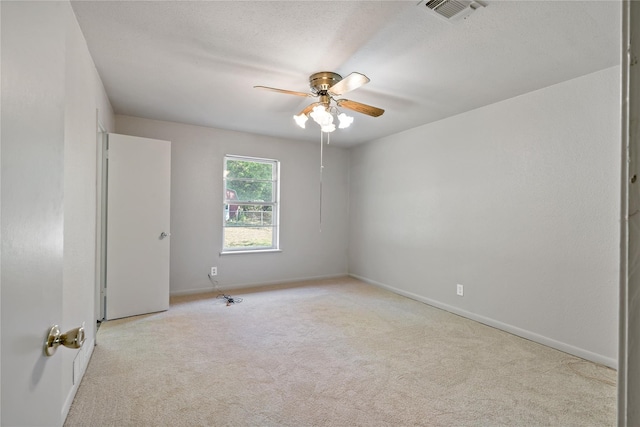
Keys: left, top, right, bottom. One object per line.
{"left": 106, "top": 133, "right": 171, "bottom": 320}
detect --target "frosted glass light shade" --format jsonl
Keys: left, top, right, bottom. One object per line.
{"left": 293, "top": 113, "right": 308, "bottom": 128}
{"left": 337, "top": 113, "right": 353, "bottom": 129}
{"left": 310, "top": 105, "right": 334, "bottom": 127}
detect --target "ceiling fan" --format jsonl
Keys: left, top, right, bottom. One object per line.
{"left": 254, "top": 71, "right": 384, "bottom": 133}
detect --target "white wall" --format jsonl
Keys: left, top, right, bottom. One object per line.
{"left": 1, "top": 1, "right": 114, "bottom": 425}
{"left": 349, "top": 66, "right": 621, "bottom": 367}
{"left": 61, "top": 4, "right": 115, "bottom": 418}
{"left": 115, "top": 116, "right": 349, "bottom": 295}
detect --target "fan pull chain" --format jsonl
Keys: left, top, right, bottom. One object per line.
{"left": 319, "top": 130, "right": 324, "bottom": 232}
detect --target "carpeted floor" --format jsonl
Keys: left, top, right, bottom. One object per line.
{"left": 65, "top": 277, "right": 616, "bottom": 426}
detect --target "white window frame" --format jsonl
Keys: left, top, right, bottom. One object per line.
{"left": 221, "top": 155, "right": 280, "bottom": 254}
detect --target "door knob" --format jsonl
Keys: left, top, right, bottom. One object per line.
{"left": 44, "top": 324, "right": 85, "bottom": 356}
{"left": 160, "top": 232, "right": 171, "bottom": 239}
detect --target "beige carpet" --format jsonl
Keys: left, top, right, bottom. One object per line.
{"left": 65, "top": 277, "right": 616, "bottom": 426}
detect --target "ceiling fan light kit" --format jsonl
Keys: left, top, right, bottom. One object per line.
{"left": 255, "top": 71, "right": 384, "bottom": 134}
{"left": 295, "top": 104, "right": 353, "bottom": 133}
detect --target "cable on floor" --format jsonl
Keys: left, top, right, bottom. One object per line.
{"left": 217, "top": 294, "right": 243, "bottom": 306}
{"left": 208, "top": 273, "right": 243, "bottom": 306}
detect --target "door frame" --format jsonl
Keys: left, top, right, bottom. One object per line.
{"left": 95, "top": 118, "right": 107, "bottom": 325}
{"left": 620, "top": 1, "right": 639, "bottom": 424}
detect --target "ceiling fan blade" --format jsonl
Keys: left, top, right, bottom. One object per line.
{"left": 328, "top": 72, "right": 370, "bottom": 96}
{"left": 337, "top": 99, "right": 385, "bottom": 117}
{"left": 297, "top": 102, "right": 322, "bottom": 116}
{"left": 254, "top": 86, "right": 314, "bottom": 98}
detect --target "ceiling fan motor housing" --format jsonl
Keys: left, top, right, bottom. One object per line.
{"left": 310, "top": 72, "right": 342, "bottom": 93}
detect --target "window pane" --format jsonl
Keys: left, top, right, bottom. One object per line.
{"left": 226, "top": 159, "right": 273, "bottom": 180}
{"left": 224, "top": 205, "right": 273, "bottom": 226}
{"left": 225, "top": 179, "right": 273, "bottom": 202}
{"left": 224, "top": 227, "right": 274, "bottom": 249}
{"left": 223, "top": 155, "right": 278, "bottom": 252}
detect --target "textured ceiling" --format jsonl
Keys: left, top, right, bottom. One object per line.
{"left": 71, "top": 1, "right": 621, "bottom": 147}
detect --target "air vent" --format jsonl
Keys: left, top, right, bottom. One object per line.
{"left": 419, "top": 0, "right": 485, "bottom": 21}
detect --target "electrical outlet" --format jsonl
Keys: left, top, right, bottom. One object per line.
{"left": 210, "top": 267, "right": 217, "bottom": 276}
{"left": 456, "top": 284, "right": 464, "bottom": 296}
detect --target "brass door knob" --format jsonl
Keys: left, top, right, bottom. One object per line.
{"left": 44, "top": 324, "right": 85, "bottom": 356}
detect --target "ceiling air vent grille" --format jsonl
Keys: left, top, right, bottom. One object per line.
{"left": 419, "top": 0, "right": 485, "bottom": 21}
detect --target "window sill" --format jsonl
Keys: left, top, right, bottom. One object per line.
{"left": 220, "top": 249, "right": 282, "bottom": 256}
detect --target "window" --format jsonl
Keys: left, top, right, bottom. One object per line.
{"left": 223, "top": 155, "right": 279, "bottom": 252}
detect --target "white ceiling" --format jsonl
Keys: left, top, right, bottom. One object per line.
{"left": 71, "top": 1, "right": 621, "bottom": 147}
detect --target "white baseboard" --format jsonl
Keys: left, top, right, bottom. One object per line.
{"left": 62, "top": 337, "right": 95, "bottom": 424}
{"left": 169, "top": 273, "right": 349, "bottom": 297}
{"left": 350, "top": 274, "right": 617, "bottom": 370}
